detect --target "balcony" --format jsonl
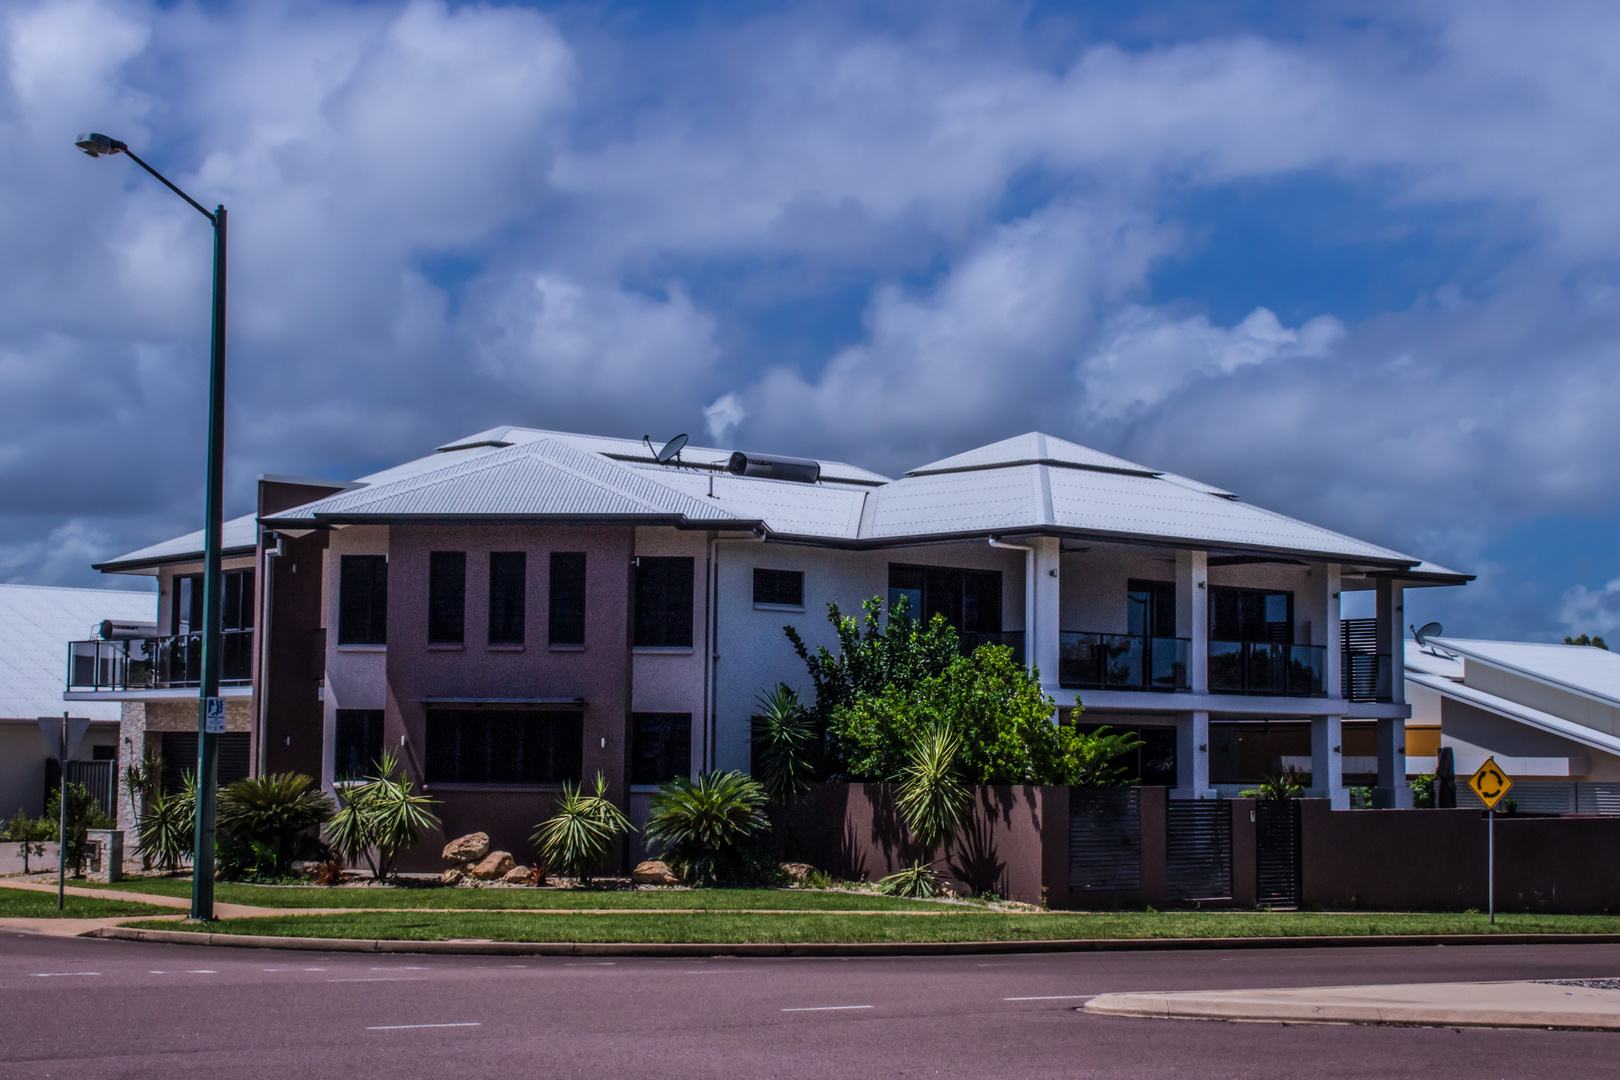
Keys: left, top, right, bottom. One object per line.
{"left": 1341, "top": 650, "right": 1393, "bottom": 703}
{"left": 1208, "top": 640, "right": 1326, "bottom": 697}
{"left": 959, "top": 630, "right": 1025, "bottom": 665}
{"left": 67, "top": 631, "right": 253, "bottom": 693}
{"left": 1060, "top": 632, "right": 1190, "bottom": 692}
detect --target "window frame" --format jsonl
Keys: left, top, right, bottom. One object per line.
{"left": 752, "top": 567, "right": 805, "bottom": 609}
{"left": 336, "top": 555, "right": 388, "bottom": 646}
{"left": 423, "top": 709, "right": 583, "bottom": 786}
{"left": 631, "top": 712, "right": 692, "bottom": 786}
{"left": 427, "top": 551, "right": 467, "bottom": 645}
{"left": 333, "top": 708, "right": 385, "bottom": 782}
{"left": 633, "top": 556, "right": 695, "bottom": 648}
{"left": 487, "top": 551, "right": 527, "bottom": 646}
{"left": 548, "top": 551, "right": 587, "bottom": 646}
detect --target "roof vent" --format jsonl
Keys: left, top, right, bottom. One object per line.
{"left": 726, "top": 451, "right": 820, "bottom": 484}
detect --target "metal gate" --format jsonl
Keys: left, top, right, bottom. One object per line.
{"left": 1255, "top": 798, "right": 1301, "bottom": 908}
{"left": 1069, "top": 787, "right": 1141, "bottom": 891}
{"left": 1166, "top": 799, "right": 1232, "bottom": 902}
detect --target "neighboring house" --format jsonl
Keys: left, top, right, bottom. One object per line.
{"left": 1404, "top": 636, "right": 1620, "bottom": 813}
{"left": 0, "top": 583, "right": 152, "bottom": 820}
{"left": 66, "top": 428, "right": 1470, "bottom": 863}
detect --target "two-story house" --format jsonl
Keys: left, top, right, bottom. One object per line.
{"left": 67, "top": 428, "right": 1469, "bottom": 865}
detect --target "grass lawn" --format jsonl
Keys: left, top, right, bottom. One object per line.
{"left": 0, "top": 886, "right": 172, "bottom": 919}
{"left": 91, "top": 877, "right": 943, "bottom": 912}
{"left": 127, "top": 909, "right": 1620, "bottom": 944}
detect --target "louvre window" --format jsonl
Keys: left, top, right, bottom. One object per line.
{"left": 549, "top": 552, "right": 586, "bottom": 645}
{"left": 334, "top": 709, "right": 384, "bottom": 781}
{"left": 337, "top": 556, "right": 387, "bottom": 645}
{"left": 428, "top": 551, "right": 466, "bottom": 644}
{"left": 488, "top": 552, "right": 526, "bottom": 645}
{"left": 633, "top": 557, "right": 693, "bottom": 647}
{"left": 424, "top": 710, "right": 582, "bottom": 785}
{"left": 752, "top": 568, "right": 804, "bottom": 608}
{"left": 632, "top": 712, "right": 691, "bottom": 785}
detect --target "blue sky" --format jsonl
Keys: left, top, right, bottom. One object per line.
{"left": 4, "top": 0, "right": 1620, "bottom": 641}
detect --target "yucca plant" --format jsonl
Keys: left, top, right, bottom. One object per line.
{"left": 532, "top": 772, "right": 632, "bottom": 884}
{"left": 1240, "top": 765, "right": 1308, "bottom": 801}
{"left": 895, "top": 723, "right": 971, "bottom": 852}
{"left": 645, "top": 770, "right": 771, "bottom": 886}
{"left": 121, "top": 750, "right": 164, "bottom": 825}
{"left": 750, "top": 684, "right": 818, "bottom": 805}
{"left": 217, "top": 773, "right": 335, "bottom": 880}
{"left": 136, "top": 772, "right": 196, "bottom": 872}
{"left": 878, "top": 858, "right": 941, "bottom": 899}
{"left": 325, "top": 751, "right": 440, "bottom": 881}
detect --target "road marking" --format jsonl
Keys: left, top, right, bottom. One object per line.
{"left": 303, "top": 967, "right": 327, "bottom": 971}
{"left": 187, "top": 970, "right": 217, "bottom": 974}
{"left": 684, "top": 970, "right": 723, "bottom": 974}
{"left": 263, "top": 968, "right": 287, "bottom": 972}
{"left": 328, "top": 977, "right": 429, "bottom": 983}
{"left": 781, "top": 1005, "right": 874, "bottom": 1012}
{"left": 149, "top": 971, "right": 169, "bottom": 974}
{"left": 366, "top": 1022, "right": 482, "bottom": 1031}
{"left": 1004, "top": 995, "right": 1095, "bottom": 1001}
{"left": 564, "top": 961, "right": 614, "bottom": 966}
{"left": 31, "top": 972, "right": 100, "bottom": 977}
{"left": 372, "top": 966, "right": 427, "bottom": 970}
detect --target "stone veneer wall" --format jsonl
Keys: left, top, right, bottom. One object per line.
{"left": 115, "top": 698, "right": 254, "bottom": 833}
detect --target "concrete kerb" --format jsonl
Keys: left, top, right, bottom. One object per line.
{"left": 87, "top": 926, "right": 1620, "bottom": 958}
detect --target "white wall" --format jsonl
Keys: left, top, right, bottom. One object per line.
{"left": 631, "top": 527, "right": 712, "bottom": 780}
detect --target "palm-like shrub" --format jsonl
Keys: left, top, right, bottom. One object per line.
{"left": 878, "top": 859, "right": 941, "bottom": 899}
{"left": 136, "top": 773, "right": 196, "bottom": 872}
{"left": 895, "top": 723, "right": 971, "bottom": 851}
{"left": 645, "top": 770, "right": 771, "bottom": 886}
{"left": 750, "top": 684, "right": 818, "bottom": 805}
{"left": 532, "top": 772, "right": 632, "bottom": 885}
{"left": 1240, "top": 765, "right": 1307, "bottom": 801}
{"left": 217, "top": 773, "right": 335, "bottom": 881}
{"left": 325, "top": 751, "right": 440, "bottom": 881}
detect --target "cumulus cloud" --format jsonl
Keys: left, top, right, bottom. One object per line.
{"left": 703, "top": 392, "right": 746, "bottom": 444}
{"left": 1560, "top": 576, "right": 1620, "bottom": 638}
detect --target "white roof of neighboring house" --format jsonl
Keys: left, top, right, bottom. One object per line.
{"left": 1428, "top": 637, "right": 1620, "bottom": 709}
{"left": 100, "top": 426, "right": 1470, "bottom": 579}
{"left": 0, "top": 584, "right": 152, "bottom": 721}
{"left": 95, "top": 513, "right": 260, "bottom": 574}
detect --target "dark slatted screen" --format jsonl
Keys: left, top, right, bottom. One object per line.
{"left": 1068, "top": 787, "right": 1141, "bottom": 890}
{"left": 1166, "top": 799, "right": 1232, "bottom": 902}
{"left": 1341, "top": 618, "right": 1379, "bottom": 701}
{"left": 1255, "top": 799, "right": 1302, "bottom": 909}
{"left": 160, "top": 732, "right": 251, "bottom": 794}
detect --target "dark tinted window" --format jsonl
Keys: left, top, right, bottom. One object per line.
{"left": 337, "top": 556, "right": 388, "bottom": 645}
{"left": 886, "top": 564, "right": 1000, "bottom": 632}
{"left": 428, "top": 551, "right": 466, "bottom": 644}
{"left": 634, "top": 557, "right": 694, "bottom": 647}
{"left": 752, "top": 568, "right": 804, "bottom": 607}
{"left": 1209, "top": 586, "right": 1293, "bottom": 643}
{"left": 173, "top": 569, "right": 255, "bottom": 634}
{"left": 632, "top": 712, "right": 691, "bottom": 785}
{"left": 549, "top": 552, "right": 586, "bottom": 645}
{"left": 1126, "top": 579, "right": 1176, "bottom": 639}
{"left": 488, "top": 552, "right": 526, "bottom": 645}
{"left": 424, "top": 710, "right": 582, "bottom": 785}
{"left": 334, "top": 709, "right": 385, "bottom": 781}
{"left": 160, "top": 731, "right": 250, "bottom": 794}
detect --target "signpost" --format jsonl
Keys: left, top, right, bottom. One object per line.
{"left": 36, "top": 713, "right": 91, "bottom": 911}
{"left": 1468, "top": 757, "right": 1514, "bottom": 925}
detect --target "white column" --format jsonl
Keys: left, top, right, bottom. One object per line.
{"left": 1034, "top": 537, "right": 1062, "bottom": 693}
{"left": 1173, "top": 710, "right": 1213, "bottom": 799}
{"left": 1310, "top": 714, "right": 1349, "bottom": 809}
{"left": 1175, "top": 550, "right": 1208, "bottom": 693}
{"left": 1375, "top": 578, "right": 1410, "bottom": 806}
{"left": 1322, "top": 563, "right": 1342, "bottom": 702}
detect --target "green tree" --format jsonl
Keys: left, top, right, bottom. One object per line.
{"left": 5, "top": 810, "right": 48, "bottom": 873}
{"left": 1564, "top": 633, "right": 1609, "bottom": 650}
{"left": 45, "top": 781, "right": 113, "bottom": 876}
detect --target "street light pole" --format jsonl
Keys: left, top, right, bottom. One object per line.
{"left": 76, "top": 133, "right": 226, "bottom": 921}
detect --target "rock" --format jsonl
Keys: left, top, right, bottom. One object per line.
{"left": 469, "top": 851, "right": 516, "bottom": 880}
{"left": 780, "top": 862, "right": 819, "bottom": 883}
{"left": 442, "top": 832, "right": 490, "bottom": 864}
{"left": 631, "top": 860, "right": 682, "bottom": 886}
{"left": 502, "top": 866, "right": 531, "bottom": 885}
{"left": 441, "top": 867, "right": 464, "bottom": 885}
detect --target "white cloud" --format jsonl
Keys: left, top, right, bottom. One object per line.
{"left": 1560, "top": 576, "right": 1620, "bottom": 637}
{"left": 703, "top": 392, "right": 746, "bottom": 444}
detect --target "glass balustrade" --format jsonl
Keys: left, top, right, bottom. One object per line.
{"left": 1208, "top": 640, "right": 1326, "bottom": 696}
{"left": 67, "top": 630, "right": 253, "bottom": 692}
{"left": 1059, "top": 632, "right": 1189, "bottom": 691}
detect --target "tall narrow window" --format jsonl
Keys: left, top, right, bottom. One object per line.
{"left": 549, "top": 552, "right": 586, "bottom": 645}
{"left": 633, "top": 557, "right": 694, "bottom": 647}
{"left": 632, "top": 712, "right": 691, "bottom": 785}
{"left": 172, "top": 569, "right": 256, "bottom": 634}
{"left": 428, "top": 551, "right": 466, "bottom": 644}
{"left": 334, "top": 709, "right": 385, "bottom": 781}
{"left": 337, "top": 555, "right": 387, "bottom": 645}
{"left": 488, "top": 551, "right": 526, "bottom": 645}
{"left": 171, "top": 574, "right": 202, "bottom": 634}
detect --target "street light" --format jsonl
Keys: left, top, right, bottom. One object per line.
{"left": 77, "top": 132, "right": 228, "bottom": 921}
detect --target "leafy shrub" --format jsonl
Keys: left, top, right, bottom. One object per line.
{"left": 136, "top": 773, "right": 196, "bottom": 872}
{"left": 533, "top": 772, "right": 632, "bottom": 884}
{"left": 895, "top": 724, "right": 971, "bottom": 851}
{"left": 4, "top": 810, "right": 49, "bottom": 873}
{"left": 45, "top": 781, "right": 114, "bottom": 876}
{"left": 1240, "top": 765, "right": 1308, "bottom": 801}
{"left": 750, "top": 684, "right": 819, "bottom": 804}
{"left": 878, "top": 859, "right": 940, "bottom": 898}
{"left": 216, "top": 773, "right": 335, "bottom": 881}
{"left": 325, "top": 751, "right": 440, "bottom": 881}
{"left": 645, "top": 771, "right": 771, "bottom": 886}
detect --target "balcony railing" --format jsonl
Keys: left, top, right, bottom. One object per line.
{"left": 1342, "top": 650, "right": 1393, "bottom": 703}
{"left": 67, "top": 631, "right": 253, "bottom": 692}
{"left": 1208, "top": 640, "right": 1326, "bottom": 697}
{"left": 1060, "top": 632, "right": 1190, "bottom": 691}
{"left": 959, "top": 630, "right": 1025, "bottom": 665}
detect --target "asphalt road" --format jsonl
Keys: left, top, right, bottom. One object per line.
{"left": 1, "top": 933, "right": 1616, "bottom": 1078}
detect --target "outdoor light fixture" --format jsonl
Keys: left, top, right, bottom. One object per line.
{"left": 77, "top": 132, "right": 229, "bottom": 923}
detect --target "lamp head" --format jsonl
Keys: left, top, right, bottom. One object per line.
{"left": 75, "top": 133, "right": 125, "bottom": 158}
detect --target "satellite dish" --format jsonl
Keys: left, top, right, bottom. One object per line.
{"left": 1414, "top": 621, "right": 1443, "bottom": 646}
{"left": 655, "top": 433, "right": 688, "bottom": 464}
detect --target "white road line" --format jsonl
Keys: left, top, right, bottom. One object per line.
{"left": 31, "top": 972, "right": 100, "bottom": 977}
{"left": 372, "top": 966, "right": 427, "bottom": 970}
{"left": 564, "top": 961, "right": 615, "bottom": 966}
{"left": 781, "top": 1005, "right": 874, "bottom": 1012}
{"left": 149, "top": 971, "right": 169, "bottom": 974}
{"left": 303, "top": 967, "right": 326, "bottom": 971}
{"left": 187, "top": 970, "right": 217, "bottom": 974}
{"left": 263, "top": 968, "right": 286, "bottom": 972}
{"left": 328, "top": 977, "right": 429, "bottom": 983}
{"left": 366, "top": 1022, "right": 481, "bottom": 1031}
{"left": 1004, "top": 995, "right": 1095, "bottom": 1001}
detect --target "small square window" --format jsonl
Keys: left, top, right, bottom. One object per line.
{"left": 752, "top": 568, "right": 804, "bottom": 607}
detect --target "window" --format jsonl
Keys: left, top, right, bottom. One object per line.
{"left": 1209, "top": 586, "right": 1294, "bottom": 643}
{"left": 1126, "top": 579, "right": 1176, "bottom": 639}
{"left": 488, "top": 552, "right": 526, "bottom": 645}
{"left": 160, "top": 732, "right": 250, "bottom": 794}
{"left": 424, "top": 709, "right": 582, "bottom": 785}
{"left": 171, "top": 569, "right": 255, "bottom": 634}
{"left": 752, "top": 568, "right": 804, "bottom": 608}
{"left": 886, "top": 564, "right": 1001, "bottom": 632}
{"left": 632, "top": 712, "right": 691, "bottom": 785}
{"left": 337, "top": 556, "right": 387, "bottom": 645}
{"left": 428, "top": 551, "right": 466, "bottom": 644}
{"left": 549, "top": 551, "right": 586, "bottom": 645}
{"left": 634, "top": 556, "right": 694, "bottom": 647}
{"left": 334, "top": 709, "right": 384, "bottom": 781}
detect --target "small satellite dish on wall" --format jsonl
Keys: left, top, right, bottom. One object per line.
{"left": 1413, "top": 621, "right": 1443, "bottom": 646}
{"left": 656, "top": 433, "right": 688, "bottom": 464}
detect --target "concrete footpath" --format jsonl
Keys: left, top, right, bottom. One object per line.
{"left": 1085, "top": 979, "right": 1620, "bottom": 1030}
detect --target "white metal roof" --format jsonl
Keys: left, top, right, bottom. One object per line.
{"left": 0, "top": 584, "right": 152, "bottom": 720}
{"left": 906, "top": 432, "right": 1157, "bottom": 477}
{"left": 1429, "top": 637, "right": 1620, "bottom": 708}
{"left": 96, "top": 513, "right": 260, "bottom": 574}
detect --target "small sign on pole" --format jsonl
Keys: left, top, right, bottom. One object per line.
{"left": 204, "top": 697, "right": 226, "bottom": 734}
{"left": 1468, "top": 756, "right": 1514, "bottom": 925}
